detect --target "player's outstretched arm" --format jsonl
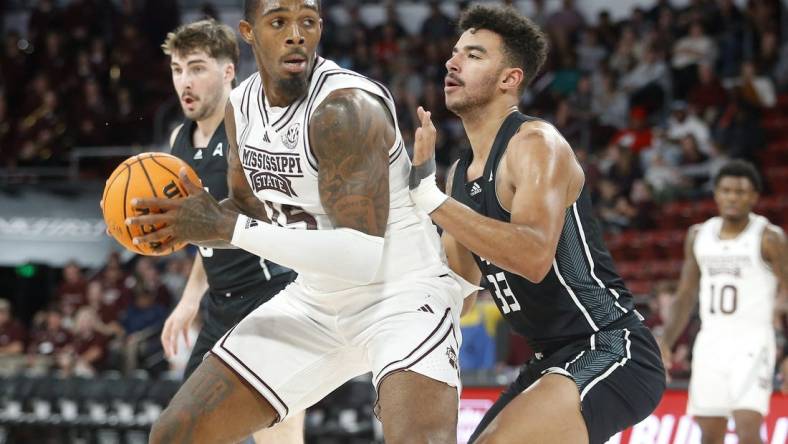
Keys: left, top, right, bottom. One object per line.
{"left": 411, "top": 111, "right": 581, "bottom": 283}
{"left": 309, "top": 88, "right": 393, "bottom": 237}
{"left": 659, "top": 225, "right": 701, "bottom": 362}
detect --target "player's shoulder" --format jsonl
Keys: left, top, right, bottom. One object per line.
{"left": 229, "top": 72, "right": 261, "bottom": 107}
{"left": 507, "top": 119, "right": 573, "bottom": 162}
{"left": 762, "top": 221, "right": 786, "bottom": 246}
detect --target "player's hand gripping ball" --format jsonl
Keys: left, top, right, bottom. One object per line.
{"left": 101, "top": 152, "right": 201, "bottom": 256}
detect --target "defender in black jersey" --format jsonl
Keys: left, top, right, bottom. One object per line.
{"left": 408, "top": 6, "right": 665, "bottom": 444}
{"left": 160, "top": 19, "right": 301, "bottom": 443}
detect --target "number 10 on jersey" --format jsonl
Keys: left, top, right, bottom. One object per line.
{"left": 488, "top": 272, "right": 522, "bottom": 314}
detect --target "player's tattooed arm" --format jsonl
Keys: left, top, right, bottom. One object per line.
{"left": 224, "top": 101, "right": 271, "bottom": 222}
{"left": 309, "top": 89, "right": 394, "bottom": 237}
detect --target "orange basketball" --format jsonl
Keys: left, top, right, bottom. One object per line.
{"left": 102, "top": 152, "right": 201, "bottom": 256}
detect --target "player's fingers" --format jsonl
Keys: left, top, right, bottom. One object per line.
{"left": 99, "top": 200, "right": 104, "bottom": 210}
{"left": 417, "top": 106, "right": 424, "bottom": 122}
{"left": 182, "top": 327, "right": 191, "bottom": 349}
{"left": 125, "top": 213, "right": 172, "bottom": 227}
{"left": 131, "top": 197, "right": 179, "bottom": 210}
{"left": 179, "top": 168, "right": 203, "bottom": 195}
{"left": 161, "top": 320, "right": 174, "bottom": 357}
{"left": 132, "top": 225, "right": 175, "bottom": 245}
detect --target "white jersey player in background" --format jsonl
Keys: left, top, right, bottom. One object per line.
{"left": 126, "top": 1, "right": 475, "bottom": 443}
{"left": 659, "top": 160, "right": 788, "bottom": 444}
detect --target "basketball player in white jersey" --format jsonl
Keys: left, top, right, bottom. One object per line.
{"left": 659, "top": 160, "right": 788, "bottom": 444}
{"left": 126, "top": 1, "right": 472, "bottom": 443}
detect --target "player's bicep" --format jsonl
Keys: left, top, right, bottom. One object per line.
{"left": 309, "top": 89, "right": 394, "bottom": 237}
{"left": 508, "top": 129, "right": 575, "bottom": 256}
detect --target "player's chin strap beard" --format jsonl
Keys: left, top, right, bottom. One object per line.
{"left": 277, "top": 75, "right": 308, "bottom": 104}
{"left": 409, "top": 158, "right": 449, "bottom": 214}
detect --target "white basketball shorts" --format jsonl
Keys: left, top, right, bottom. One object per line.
{"left": 687, "top": 328, "right": 775, "bottom": 417}
{"left": 210, "top": 273, "right": 464, "bottom": 423}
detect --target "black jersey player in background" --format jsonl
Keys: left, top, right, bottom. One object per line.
{"left": 160, "top": 19, "right": 303, "bottom": 443}
{"left": 407, "top": 5, "right": 666, "bottom": 444}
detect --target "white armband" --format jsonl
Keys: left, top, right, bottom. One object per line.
{"left": 230, "top": 216, "right": 384, "bottom": 285}
{"left": 409, "top": 159, "right": 448, "bottom": 214}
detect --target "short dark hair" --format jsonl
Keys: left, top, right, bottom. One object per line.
{"left": 458, "top": 5, "right": 548, "bottom": 90}
{"left": 714, "top": 159, "right": 763, "bottom": 193}
{"left": 245, "top": 0, "right": 321, "bottom": 22}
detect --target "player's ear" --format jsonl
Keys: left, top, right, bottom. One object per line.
{"left": 500, "top": 67, "right": 524, "bottom": 93}
{"left": 239, "top": 20, "right": 254, "bottom": 44}
{"left": 224, "top": 62, "right": 236, "bottom": 83}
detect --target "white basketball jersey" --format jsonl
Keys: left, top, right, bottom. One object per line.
{"left": 229, "top": 57, "right": 449, "bottom": 291}
{"left": 693, "top": 213, "right": 777, "bottom": 333}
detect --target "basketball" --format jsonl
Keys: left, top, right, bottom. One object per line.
{"left": 102, "top": 152, "right": 201, "bottom": 256}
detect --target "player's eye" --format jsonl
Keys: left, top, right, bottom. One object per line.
{"left": 469, "top": 53, "right": 481, "bottom": 60}
{"left": 271, "top": 19, "right": 284, "bottom": 28}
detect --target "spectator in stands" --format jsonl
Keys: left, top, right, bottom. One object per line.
{"left": 671, "top": 21, "right": 717, "bottom": 99}
{"left": 420, "top": 0, "right": 454, "bottom": 42}
{"left": 608, "top": 26, "right": 640, "bottom": 78}
{"left": 85, "top": 280, "right": 125, "bottom": 338}
{"left": 666, "top": 101, "right": 712, "bottom": 155}
{"left": 121, "top": 286, "right": 166, "bottom": 336}
{"left": 591, "top": 71, "right": 629, "bottom": 131}
{"left": 611, "top": 107, "right": 653, "bottom": 155}
{"left": 735, "top": 61, "right": 777, "bottom": 109}
{"left": 27, "top": 307, "right": 71, "bottom": 371}
{"left": 0, "top": 299, "right": 26, "bottom": 357}
{"left": 576, "top": 29, "right": 607, "bottom": 73}
{"left": 131, "top": 257, "right": 172, "bottom": 308}
{"left": 56, "top": 307, "right": 110, "bottom": 376}
{"left": 56, "top": 260, "right": 87, "bottom": 321}
{"left": 688, "top": 63, "right": 728, "bottom": 122}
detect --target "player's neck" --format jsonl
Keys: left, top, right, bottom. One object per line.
{"left": 193, "top": 100, "right": 226, "bottom": 146}
{"left": 461, "top": 102, "right": 519, "bottom": 162}
{"left": 720, "top": 215, "right": 750, "bottom": 237}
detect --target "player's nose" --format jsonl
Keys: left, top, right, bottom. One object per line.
{"left": 286, "top": 24, "right": 305, "bottom": 45}
{"left": 445, "top": 54, "right": 460, "bottom": 73}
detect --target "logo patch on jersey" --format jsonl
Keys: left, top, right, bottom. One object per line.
{"left": 212, "top": 143, "right": 224, "bottom": 157}
{"left": 244, "top": 218, "right": 259, "bottom": 229}
{"left": 701, "top": 255, "right": 751, "bottom": 277}
{"left": 193, "top": 149, "right": 203, "bottom": 160}
{"left": 446, "top": 346, "right": 458, "bottom": 370}
{"left": 470, "top": 182, "right": 482, "bottom": 197}
{"left": 282, "top": 123, "right": 301, "bottom": 150}
{"left": 241, "top": 145, "right": 304, "bottom": 197}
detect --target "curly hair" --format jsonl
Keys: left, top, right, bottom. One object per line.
{"left": 458, "top": 4, "right": 548, "bottom": 91}
{"left": 161, "top": 19, "right": 239, "bottom": 67}
{"left": 714, "top": 160, "right": 763, "bottom": 193}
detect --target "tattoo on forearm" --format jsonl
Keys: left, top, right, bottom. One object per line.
{"left": 310, "top": 90, "right": 393, "bottom": 237}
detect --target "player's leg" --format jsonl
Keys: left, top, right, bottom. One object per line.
{"left": 253, "top": 411, "right": 305, "bottom": 444}
{"left": 377, "top": 371, "right": 459, "bottom": 444}
{"left": 732, "top": 410, "right": 764, "bottom": 444}
{"left": 694, "top": 417, "right": 727, "bottom": 444}
{"left": 150, "top": 354, "right": 277, "bottom": 444}
{"left": 472, "top": 373, "right": 588, "bottom": 444}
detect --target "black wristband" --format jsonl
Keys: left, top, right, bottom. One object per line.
{"left": 409, "top": 158, "right": 437, "bottom": 190}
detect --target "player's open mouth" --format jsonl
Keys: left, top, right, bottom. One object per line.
{"left": 283, "top": 56, "right": 307, "bottom": 74}
{"left": 444, "top": 76, "right": 463, "bottom": 91}
{"left": 182, "top": 96, "right": 197, "bottom": 106}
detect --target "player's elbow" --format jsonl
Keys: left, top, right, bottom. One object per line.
{"left": 512, "top": 252, "right": 553, "bottom": 283}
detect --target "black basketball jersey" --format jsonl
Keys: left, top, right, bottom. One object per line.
{"left": 452, "top": 112, "right": 635, "bottom": 354}
{"left": 170, "top": 120, "right": 291, "bottom": 294}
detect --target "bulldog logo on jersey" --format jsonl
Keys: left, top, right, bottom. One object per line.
{"left": 241, "top": 145, "right": 304, "bottom": 197}
{"left": 282, "top": 123, "right": 300, "bottom": 150}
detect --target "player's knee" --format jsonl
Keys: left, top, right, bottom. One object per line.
{"left": 736, "top": 426, "right": 763, "bottom": 444}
